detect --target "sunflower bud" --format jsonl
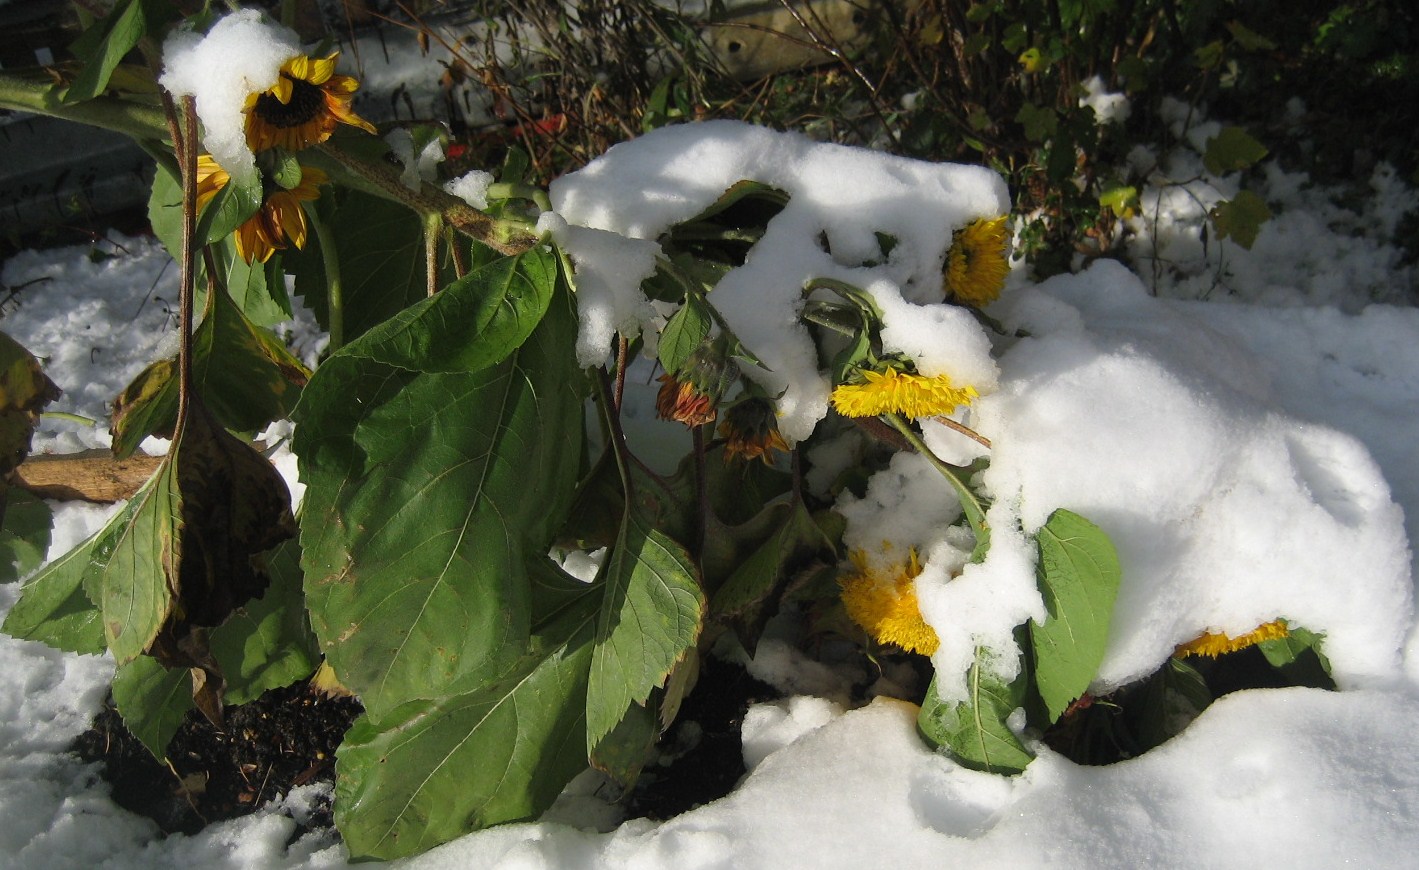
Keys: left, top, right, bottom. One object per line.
{"left": 656, "top": 338, "right": 737, "bottom": 427}
{"left": 719, "top": 397, "right": 790, "bottom": 464}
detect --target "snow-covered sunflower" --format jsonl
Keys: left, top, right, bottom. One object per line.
{"left": 244, "top": 53, "right": 377, "bottom": 152}
{"left": 1174, "top": 619, "right": 1289, "bottom": 658}
{"left": 839, "top": 549, "right": 939, "bottom": 655}
{"left": 831, "top": 365, "right": 977, "bottom": 420}
{"left": 196, "top": 154, "right": 327, "bottom": 263}
{"left": 944, "top": 216, "right": 1010, "bottom": 306}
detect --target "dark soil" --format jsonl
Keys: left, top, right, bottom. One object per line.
{"left": 623, "top": 655, "right": 780, "bottom": 821}
{"left": 72, "top": 656, "right": 781, "bottom": 838}
{"left": 70, "top": 682, "right": 363, "bottom": 837}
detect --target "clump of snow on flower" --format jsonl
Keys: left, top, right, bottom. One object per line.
{"left": 973, "top": 259, "right": 1412, "bottom": 690}
{"left": 548, "top": 120, "right": 1010, "bottom": 441}
{"left": 160, "top": 9, "right": 300, "bottom": 184}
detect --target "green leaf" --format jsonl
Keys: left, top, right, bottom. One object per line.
{"left": 222, "top": 242, "right": 292, "bottom": 326}
{"left": 347, "top": 248, "right": 557, "bottom": 374}
{"left": 148, "top": 162, "right": 262, "bottom": 254}
{"left": 586, "top": 509, "right": 703, "bottom": 755}
{"left": 111, "top": 655, "right": 193, "bottom": 759}
{"left": 0, "top": 489, "right": 52, "bottom": 584}
{"left": 63, "top": 0, "right": 147, "bottom": 104}
{"left": 1209, "top": 190, "right": 1272, "bottom": 250}
{"left": 334, "top": 615, "right": 597, "bottom": 861}
{"left": 1030, "top": 508, "right": 1121, "bottom": 721}
{"left": 710, "top": 498, "right": 835, "bottom": 649}
{"left": 0, "top": 331, "right": 61, "bottom": 476}
{"left": 196, "top": 170, "right": 264, "bottom": 250}
{"left": 2, "top": 523, "right": 109, "bottom": 654}
{"left": 288, "top": 189, "right": 431, "bottom": 343}
{"left": 111, "top": 284, "right": 310, "bottom": 458}
{"left": 84, "top": 465, "right": 179, "bottom": 665}
{"left": 271, "top": 152, "right": 304, "bottom": 190}
{"left": 1015, "top": 103, "right": 1057, "bottom": 142}
{"left": 1098, "top": 185, "right": 1139, "bottom": 215}
{"left": 1258, "top": 625, "right": 1323, "bottom": 667}
{"left": 209, "top": 537, "right": 320, "bottom": 706}
{"left": 295, "top": 286, "right": 585, "bottom": 718}
{"left": 1132, "top": 657, "right": 1210, "bottom": 751}
{"left": 658, "top": 297, "right": 713, "bottom": 377}
{"left": 1226, "top": 20, "right": 1277, "bottom": 52}
{"left": 590, "top": 697, "right": 658, "bottom": 788}
{"left": 1203, "top": 127, "right": 1269, "bottom": 175}
{"left": 918, "top": 650, "right": 1033, "bottom": 774}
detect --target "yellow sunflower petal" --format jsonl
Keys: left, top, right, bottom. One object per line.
{"left": 839, "top": 549, "right": 939, "bottom": 655}
{"left": 1175, "top": 619, "right": 1290, "bottom": 658}
{"left": 945, "top": 216, "right": 1011, "bottom": 306}
{"left": 306, "top": 53, "right": 340, "bottom": 85}
{"left": 831, "top": 366, "right": 977, "bottom": 420}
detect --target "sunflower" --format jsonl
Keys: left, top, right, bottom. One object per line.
{"left": 1174, "top": 619, "right": 1290, "bottom": 659}
{"left": 719, "top": 397, "right": 790, "bottom": 464}
{"left": 944, "top": 216, "right": 1011, "bottom": 306}
{"left": 244, "top": 53, "right": 377, "bottom": 153}
{"left": 839, "top": 549, "right": 939, "bottom": 655}
{"left": 831, "top": 365, "right": 977, "bottom": 420}
{"left": 196, "top": 154, "right": 327, "bottom": 263}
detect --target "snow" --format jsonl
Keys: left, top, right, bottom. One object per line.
{"left": 160, "top": 10, "right": 302, "bottom": 185}
{"left": 4, "top": 106, "right": 1419, "bottom": 866}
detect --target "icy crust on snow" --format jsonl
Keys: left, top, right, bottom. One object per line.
{"left": 548, "top": 120, "right": 1010, "bottom": 441}
{"left": 160, "top": 9, "right": 302, "bottom": 184}
{"left": 965, "top": 259, "right": 1413, "bottom": 692}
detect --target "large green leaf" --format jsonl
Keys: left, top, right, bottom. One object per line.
{"left": 586, "top": 509, "right": 702, "bottom": 755}
{"left": 84, "top": 464, "right": 179, "bottom": 664}
{"left": 295, "top": 285, "right": 584, "bottom": 718}
{"left": 111, "top": 655, "right": 193, "bottom": 759}
{"left": 346, "top": 248, "right": 557, "bottom": 374}
{"left": 334, "top": 610, "right": 598, "bottom": 861}
{"left": 1029, "top": 508, "right": 1121, "bottom": 721}
{"left": 918, "top": 649, "right": 1033, "bottom": 774}
{"left": 2, "top": 522, "right": 110, "bottom": 654}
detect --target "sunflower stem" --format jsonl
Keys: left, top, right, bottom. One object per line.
{"left": 0, "top": 72, "right": 169, "bottom": 144}
{"left": 423, "top": 212, "right": 441, "bottom": 297}
{"left": 306, "top": 204, "right": 345, "bottom": 352}
{"left": 317, "top": 141, "right": 540, "bottom": 257}
{"left": 886, "top": 413, "right": 989, "bottom": 541}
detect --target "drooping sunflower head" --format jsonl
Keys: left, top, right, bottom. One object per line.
{"left": 719, "top": 397, "right": 790, "bottom": 464}
{"left": 831, "top": 364, "right": 978, "bottom": 421}
{"left": 656, "top": 337, "right": 738, "bottom": 428}
{"left": 1174, "top": 619, "right": 1289, "bottom": 659}
{"left": 839, "top": 549, "right": 939, "bottom": 655}
{"left": 198, "top": 154, "right": 328, "bottom": 263}
{"left": 944, "top": 216, "right": 1011, "bottom": 307}
{"left": 245, "top": 52, "right": 377, "bottom": 153}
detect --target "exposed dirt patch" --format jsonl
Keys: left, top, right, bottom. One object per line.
{"left": 70, "top": 682, "right": 362, "bottom": 837}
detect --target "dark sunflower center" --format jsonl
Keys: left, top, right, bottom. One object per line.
{"left": 253, "top": 75, "right": 324, "bottom": 129}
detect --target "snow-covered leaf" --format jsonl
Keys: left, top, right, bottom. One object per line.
{"left": 918, "top": 651, "right": 1033, "bottom": 775}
